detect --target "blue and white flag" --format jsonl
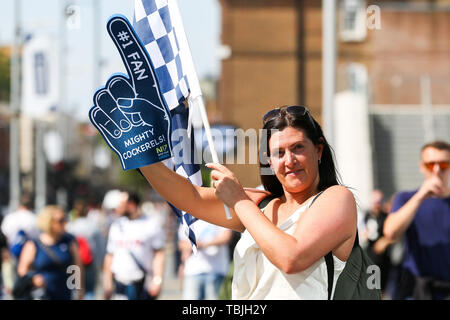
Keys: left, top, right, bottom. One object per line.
{"left": 133, "top": 0, "right": 203, "bottom": 249}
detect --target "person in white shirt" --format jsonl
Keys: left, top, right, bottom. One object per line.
{"left": 103, "top": 192, "right": 165, "bottom": 300}
{"left": 66, "top": 199, "right": 104, "bottom": 300}
{"left": 1, "top": 193, "right": 39, "bottom": 262}
{"left": 178, "top": 220, "right": 231, "bottom": 300}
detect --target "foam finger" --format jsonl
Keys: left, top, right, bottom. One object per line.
{"left": 107, "top": 16, "right": 156, "bottom": 96}
{"left": 95, "top": 90, "right": 131, "bottom": 131}
{"left": 108, "top": 77, "right": 135, "bottom": 101}
{"left": 90, "top": 106, "right": 122, "bottom": 139}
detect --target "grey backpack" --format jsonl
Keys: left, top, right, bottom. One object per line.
{"left": 325, "top": 232, "right": 382, "bottom": 300}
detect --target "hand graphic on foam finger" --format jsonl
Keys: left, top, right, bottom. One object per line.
{"left": 89, "top": 15, "right": 172, "bottom": 170}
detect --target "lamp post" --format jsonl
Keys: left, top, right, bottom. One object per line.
{"left": 322, "top": 0, "right": 337, "bottom": 146}
{"left": 9, "top": 0, "right": 22, "bottom": 211}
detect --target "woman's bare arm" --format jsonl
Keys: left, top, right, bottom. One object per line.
{"left": 17, "top": 240, "right": 48, "bottom": 289}
{"left": 232, "top": 185, "right": 356, "bottom": 274}
{"left": 209, "top": 162, "right": 358, "bottom": 274}
{"left": 140, "top": 163, "right": 270, "bottom": 232}
{"left": 17, "top": 241, "right": 36, "bottom": 277}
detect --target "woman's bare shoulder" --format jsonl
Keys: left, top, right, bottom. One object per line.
{"left": 23, "top": 239, "right": 37, "bottom": 251}
{"left": 322, "top": 185, "right": 355, "bottom": 201}
{"left": 19, "top": 240, "right": 37, "bottom": 261}
{"left": 316, "top": 185, "right": 357, "bottom": 219}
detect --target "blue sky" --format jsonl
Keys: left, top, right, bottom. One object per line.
{"left": 0, "top": 0, "right": 221, "bottom": 121}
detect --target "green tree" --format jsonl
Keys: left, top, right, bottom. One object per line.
{"left": 118, "top": 167, "right": 149, "bottom": 194}
{"left": 0, "top": 50, "right": 10, "bottom": 102}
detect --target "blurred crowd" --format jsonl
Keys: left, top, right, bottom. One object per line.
{"left": 0, "top": 190, "right": 171, "bottom": 300}
{"left": 0, "top": 188, "right": 234, "bottom": 300}
{"left": 0, "top": 140, "right": 448, "bottom": 300}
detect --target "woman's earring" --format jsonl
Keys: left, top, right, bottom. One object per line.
{"left": 318, "top": 158, "right": 321, "bottom": 165}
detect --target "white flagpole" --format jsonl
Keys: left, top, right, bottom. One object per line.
{"left": 189, "top": 98, "right": 233, "bottom": 220}
{"left": 169, "top": 0, "right": 232, "bottom": 220}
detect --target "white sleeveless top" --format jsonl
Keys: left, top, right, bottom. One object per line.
{"left": 232, "top": 195, "right": 346, "bottom": 300}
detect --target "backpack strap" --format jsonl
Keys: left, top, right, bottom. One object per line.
{"left": 305, "top": 191, "right": 334, "bottom": 300}
{"left": 257, "top": 195, "right": 276, "bottom": 210}
{"left": 312, "top": 189, "right": 364, "bottom": 300}
{"left": 354, "top": 230, "right": 360, "bottom": 247}
{"left": 325, "top": 252, "right": 334, "bottom": 300}
{"left": 117, "top": 220, "right": 148, "bottom": 277}
{"left": 35, "top": 238, "right": 68, "bottom": 273}
{"left": 325, "top": 229, "right": 360, "bottom": 300}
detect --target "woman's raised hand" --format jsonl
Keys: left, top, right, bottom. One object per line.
{"left": 206, "top": 163, "right": 250, "bottom": 209}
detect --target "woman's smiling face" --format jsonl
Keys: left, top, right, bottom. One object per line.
{"left": 268, "top": 126, "right": 323, "bottom": 194}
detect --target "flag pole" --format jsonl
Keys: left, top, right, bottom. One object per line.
{"left": 9, "top": 0, "right": 22, "bottom": 211}
{"left": 169, "top": 0, "right": 232, "bottom": 220}
{"left": 190, "top": 96, "right": 232, "bottom": 220}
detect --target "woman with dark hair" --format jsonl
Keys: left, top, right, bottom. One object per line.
{"left": 259, "top": 105, "right": 340, "bottom": 196}
{"left": 139, "top": 105, "right": 357, "bottom": 299}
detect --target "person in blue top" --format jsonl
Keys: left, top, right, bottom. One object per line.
{"left": 17, "top": 205, "right": 84, "bottom": 300}
{"left": 384, "top": 140, "right": 450, "bottom": 300}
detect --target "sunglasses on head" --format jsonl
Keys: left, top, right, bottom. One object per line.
{"left": 262, "top": 105, "right": 316, "bottom": 130}
{"left": 423, "top": 161, "right": 450, "bottom": 171}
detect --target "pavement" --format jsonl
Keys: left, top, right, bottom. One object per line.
{"left": 92, "top": 241, "right": 183, "bottom": 300}
{"left": 158, "top": 242, "right": 183, "bottom": 300}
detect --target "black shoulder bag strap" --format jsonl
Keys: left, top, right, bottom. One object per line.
{"left": 129, "top": 251, "right": 147, "bottom": 276}
{"left": 325, "top": 228, "right": 360, "bottom": 300}
{"left": 324, "top": 252, "right": 334, "bottom": 300}
{"left": 117, "top": 221, "right": 147, "bottom": 277}
{"left": 300, "top": 192, "right": 333, "bottom": 300}
{"left": 257, "top": 195, "right": 276, "bottom": 210}
{"left": 35, "top": 238, "right": 68, "bottom": 273}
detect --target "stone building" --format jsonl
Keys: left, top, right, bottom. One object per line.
{"left": 216, "top": 0, "right": 450, "bottom": 201}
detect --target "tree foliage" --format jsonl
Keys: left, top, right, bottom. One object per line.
{"left": 0, "top": 49, "right": 10, "bottom": 102}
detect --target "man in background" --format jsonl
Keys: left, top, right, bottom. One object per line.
{"left": 1, "top": 193, "right": 39, "bottom": 267}
{"left": 67, "top": 199, "right": 104, "bottom": 299}
{"left": 103, "top": 192, "right": 166, "bottom": 300}
{"left": 361, "top": 189, "right": 394, "bottom": 296}
{"left": 384, "top": 140, "right": 450, "bottom": 300}
{"left": 178, "top": 220, "right": 231, "bottom": 300}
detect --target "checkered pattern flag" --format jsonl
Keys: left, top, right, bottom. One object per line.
{"left": 133, "top": 0, "right": 191, "bottom": 110}
{"left": 133, "top": 0, "right": 200, "bottom": 249}
{"left": 166, "top": 104, "right": 202, "bottom": 249}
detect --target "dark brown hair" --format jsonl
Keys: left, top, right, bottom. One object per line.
{"left": 421, "top": 140, "right": 450, "bottom": 153}
{"left": 259, "top": 106, "right": 341, "bottom": 197}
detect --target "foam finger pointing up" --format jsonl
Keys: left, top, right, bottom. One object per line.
{"left": 107, "top": 16, "right": 155, "bottom": 96}
{"left": 95, "top": 90, "right": 131, "bottom": 132}
{"left": 108, "top": 77, "right": 135, "bottom": 101}
{"left": 90, "top": 106, "right": 122, "bottom": 140}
